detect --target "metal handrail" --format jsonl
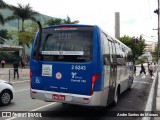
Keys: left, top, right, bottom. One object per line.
{"left": 9, "top": 68, "right": 22, "bottom": 83}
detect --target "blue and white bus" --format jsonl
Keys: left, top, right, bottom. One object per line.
{"left": 30, "top": 23, "right": 134, "bottom": 107}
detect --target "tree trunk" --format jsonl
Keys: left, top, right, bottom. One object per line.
{"left": 22, "top": 20, "right": 24, "bottom": 32}
{"left": 22, "top": 44, "right": 25, "bottom": 64}
{"left": 21, "top": 20, "right": 25, "bottom": 63}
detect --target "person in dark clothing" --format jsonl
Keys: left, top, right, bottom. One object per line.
{"left": 140, "top": 63, "right": 146, "bottom": 75}
{"left": 147, "top": 62, "right": 149, "bottom": 70}
{"left": 20, "top": 59, "right": 25, "bottom": 68}
{"left": 13, "top": 60, "right": 19, "bottom": 79}
{"left": 134, "top": 65, "right": 136, "bottom": 75}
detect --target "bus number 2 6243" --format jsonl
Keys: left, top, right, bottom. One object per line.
{"left": 71, "top": 65, "right": 86, "bottom": 71}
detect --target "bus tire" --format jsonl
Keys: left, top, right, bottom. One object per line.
{"left": 62, "top": 103, "right": 68, "bottom": 106}
{"left": 128, "top": 77, "right": 133, "bottom": 90}
{"left": 112, "top": 88, "right": 119, "bottom": 107}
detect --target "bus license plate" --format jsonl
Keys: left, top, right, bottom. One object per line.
{"left": 53, "top": 94, "right": 65, "bottom": 101}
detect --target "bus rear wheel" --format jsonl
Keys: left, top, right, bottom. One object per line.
{"left": 112, "top": 89, "right": 119, "bottom": 107}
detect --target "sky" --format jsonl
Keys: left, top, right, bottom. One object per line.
{"left": 3, "top": 0, "right": 158, "bottom": 42}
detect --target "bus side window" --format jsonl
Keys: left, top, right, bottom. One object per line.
{"left": 108, "top": 41, "right": 113, "bottom": 63}
{"left": 111, "top": 42, "right": 117, "bottom": 63}
{"left": 101, "top": 32, "right": 110, "bottom": 65}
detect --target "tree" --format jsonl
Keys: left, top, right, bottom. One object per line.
{"left": 0, "top": 29, "right": 10, "bottom": 44}
{"left": 119, "top": 35, "right": 146, "bottom": 59}
{"left": 63, "top": 16, "right": 79, "bottom": 24}
{"left": 0, "top": 0, "right": 10, "bottom": 8}
{"left": 46, "top": 18, "right": 63, "bottom": 26}
{"left": 0, "top": 13, "right": 4, "bottom": 25}
{"left": 8, "top": 22, "right": 38, "bottom": 48}
{"left": 0, "top": 0, "right": 11, "bottom": 25}
{"left": 46, "top": 16, "right": 79, "bottom": 26}
{"left": 5, "top": 3, "right": 39, "bottom": 62}
{"left": 5, "top": 3, "right": 39, "bottom": 32}
{"left": 154, "top": 46, "right": 158, "bottom": 62}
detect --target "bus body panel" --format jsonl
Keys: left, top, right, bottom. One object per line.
{"left": 31, "top": 62, "right": 100, "bottom": 95}
{"left": 30, "top": 25, "right": 104, "bottom": 96}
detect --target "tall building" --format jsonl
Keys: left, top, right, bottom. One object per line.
{"left": 141, "top": 42, "right": 157, "bottom": 62}
{"left": 115, "top": 12, "right": 120, "bottom": 39}
{"left": 144, "top": 43, "right": 156, "bottom": 53}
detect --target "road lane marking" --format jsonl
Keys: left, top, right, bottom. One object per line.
{"left": 15, "top": 88, "right": 30, "bottom": 92}
{"left": 31, "top": 102, "right": 57, "bottom": 111}
{"left": 5, "top": 103, "right": 57, "bottom": 120}
{"left": 133, "top": 81, "right": 151, "bottom": 84}
{"left": 11, "top": 80, "right": 29, "bottom": 84}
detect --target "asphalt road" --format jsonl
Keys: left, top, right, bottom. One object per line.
{"left": 0, "top": 66, "right": 154, "bottom": 120}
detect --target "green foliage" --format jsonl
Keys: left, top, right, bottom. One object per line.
{"left": 0, "top": 51, "right": 15, "bottom": 63}
{"left": 7, "top": 22, "right": 38, "bottom": 47}
{"left": 46, "top": 16, "right": 79, "bottom": 26}
{"left": 63, "top": 16, "right": 79, "bottom": 24}
{"left": 5, "top": 3, "right": 39, "bottom": 31}
{"left": 0, "top": 0, "right": 13, "bottom": 25}
{"left": 135, "top": 58, "right": 145, "bottom": 64}
{"left": 5, "top": 3, "right": 39, "bottom": 61}
{"left": 0, "top": 29, "right": 9, "bottom": 39}
{"left": 154, "top": 46, "right": 158, "bottom": 62}
{"left": 119, "top": 35, "right": 146, "bottom": 59}
{"left": 0, "top": 0, "right": 11, "bottom": 8}
{"left": 0, "top": 51, "right": 21, "bottom": 63}
{"left": 0, "top": 51, "right": 10, "bottom": 58}
{"left": 0, "top": 13, "right": 4, "bottom": 25}
{"left": 46, "top": 18, "right": 63, "bottom": 26}
{"left": 0, "top": 0, "right": 7, "bottom": 25}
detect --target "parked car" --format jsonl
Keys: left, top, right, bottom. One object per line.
{"left": 0, "top": 80, "right": 14, "bottom": 106}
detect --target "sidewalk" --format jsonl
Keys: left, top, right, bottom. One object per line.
{"left": 0, "top": 68, "right": 30, "bottom": 82}
{"left": 155, "top": 71, "right": 160, "bottom": 120}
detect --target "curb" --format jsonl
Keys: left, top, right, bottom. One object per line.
{"left": 142, "top": 69, "right": 158, "bottom": 120}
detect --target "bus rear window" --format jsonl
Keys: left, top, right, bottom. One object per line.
{"left": 35, "top": 26, "right": 94, "bottom": 62}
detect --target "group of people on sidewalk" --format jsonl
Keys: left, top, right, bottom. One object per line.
{"left": 1, "top": 59, "right": 26, "bottom": 79}
{"left": 134, "top": 62, "right": 155, "bottom": 78}
{"left": 1, "top": 59, "right": 25, "bottom": 69}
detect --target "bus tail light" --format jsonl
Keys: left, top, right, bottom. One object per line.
{"left": 30, "top": 70, "right": 32, "bottom": 79}
{"left": 91, "top": 74, "right": 100, "bottom": 95}
{"left": 30, "top": 70, "right": 32, "bottom": 86}
{"left": 83, "top": 98, "right": 90, "bottom": 101}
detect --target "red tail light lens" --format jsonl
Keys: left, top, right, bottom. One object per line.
{"left": 30, "top": 70, "right": 32, "bottom": 79}
{"left": 30, "top": 70, "right": 32, "bottom": 86}
{"left": 91, "top": 74, "right": 100, "bottom": 95}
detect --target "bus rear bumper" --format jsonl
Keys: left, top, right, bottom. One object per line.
{"left": 30, "top": 89, "right": 107, "bottom": 107}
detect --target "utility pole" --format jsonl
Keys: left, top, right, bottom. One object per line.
{"left": 158, "top": 0, "right": 160, "bottom": 64}
{"left": 115, "top": 12, "right": 120, "bottom": 39}
{"left": 154, "top": 0, "right": 160, "bottom": 64}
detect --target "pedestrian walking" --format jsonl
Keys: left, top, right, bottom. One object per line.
{"left": 1, "top": 59, "right": 5, "bottom": 68}
{"left": 149, "top": 63, "right": 154, "bottom": 78}
{"left": 13, "top": 60, "right": 19, "bottom": 79}
{"left": 152, "top": 62, "right": 156, "bottom": 72}
{"left": 140, "top": 63, "right": 146, "bottom": 76}
{"left": 20, "top": 59, "right": 25, "bottom": 69}
{"left": 147, "top": 62, "right": 149, "bottom": 70}
{"left": 134, "top": 65, "right": 136, "bottom": 75}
